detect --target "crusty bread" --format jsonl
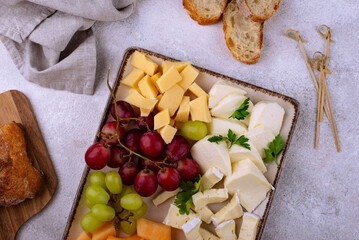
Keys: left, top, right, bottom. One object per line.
{"left": 237, "top": 0, "right": 281, "bottom": 22}
{"left": 183, "top": 0, "right": 228, "bottom": 25}
{"left": 223, "top": 0, "right": 263, "bottom": 64}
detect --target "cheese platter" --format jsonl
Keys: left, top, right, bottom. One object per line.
{"left": 62, "top": 47, "right": 299, "bottom": 240}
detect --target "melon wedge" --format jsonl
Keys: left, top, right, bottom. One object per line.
{"left": 92, "top": 221, "right": 116, "bottom": 240}
{"left": 137, "top": 218, "right": 171, "bottom": 240}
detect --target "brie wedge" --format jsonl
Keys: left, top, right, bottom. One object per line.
{"left": 152, "top": 188, "right": 180, "bottom": 206}
{"left": 208, "top": 80, "right": 247, "bottom": 108}
{"left": 215, "top": 220, "right": 237, "bottom": 240}
{"left": 182, "top": 217, "right": 203, "bottom": 240}
{"left": 245, "top": 126, "right": 275, "bottom": 158}
{"left": 163, "top": 204, "right": 198, "bottom": 229}
{"left": 190, "top": 136, "right": 232, "bottom": 176}
{"left": 228, "top": 140, "right": 267, "bottom": 173}
{"left": 192, "top": 189, "right": 228, "bottom": 211}
{"left": 199, "top": 228, "right": 220, "bottom": 240}
{"left": 211, "top": 193, "right": 243, "bottom": 226}
{"left": 224, "top": 159, "right": 273, "bottom": 212}
{"left": 248, "top": 101, "right": 285, "bottom": 135}
{"left": 201, "top": 167, "right": 224, "bottom": 191}
{"left": 208, "top": 117, "right": 247, "bottom": 137}
{"left": 194, "top": 206, "right": 214, "bottom": 224}
{"left": 238, "top": 213, "right": 261, "bottom": 240}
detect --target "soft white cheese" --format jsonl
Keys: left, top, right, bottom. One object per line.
{"left": 245, "top": 126, "right": 275, "bottom": 158}
{"left": 182, "top": 217, "right": 203, "bottom": 240}
{"left": 192, "top": 189, "right": 228, "bottom": 211}
{"left": 163, "top": 204, "right": 198, "bottom": 229}
{"left": 215, "top": 220, "right": 237, "bottom": 240}
{"left": 211, "top": 193, "right": 243, "bottom": 226}
{"left": 208, "top": 117, "right": 248, "bottom": 137}
{"left": 208, "top": 80, "right": 247, "bottom": 108}
{"left": 248, "top": 101, "right": 285, "bottom": 135}
{"left": 152, "top": 188, "right": 180, "bottom": 206}
{"left": 238, "top": 212, "right": 261, "bottom": 240}
{"left": 224, "top": 159, "right": 273, "bottom": 212}
{"left": 228, "top": 140, "right": 267, "bottom": 173}
{"left": 201, "top": 167, "right": 224, "bottom": 191}
{"left": 199, "top": 228, "right": 220, "bottom": 240}
{"left": 190, "top": 136, "right": 232, "bottom": 176}
{"left": 194, "top": 206, "right": 214, "bottom": 224}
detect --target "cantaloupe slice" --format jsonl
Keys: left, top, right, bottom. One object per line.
{"left": 92, "top": 221, "right": 116, "bottom": 240}
{"left": 77, "top": 231, "right": 92, "bottom": 240}
{"left": 136, "top": 218, "right": 171, "bottom": 240}
{"left": 107, "top": 235, "right": 144, "bottom": 240}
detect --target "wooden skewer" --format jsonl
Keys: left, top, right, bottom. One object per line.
{"left": 285, "top": 29, "right": 330, "bottom": 120}
{"left": 319, "top": 64, "right": 325, "bottom": 122}
{"left": 315, "top": 64, "right": 323, "bottom": 149}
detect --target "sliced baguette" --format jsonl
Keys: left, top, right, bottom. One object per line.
{"left": 237, "top": 0, "right": 281, "bottom": 22}
{"left": 183, "top": 0, "right": 228, "bottom": 25}
{"left": 223, "top": 0, "right": 263, "bottom": 64}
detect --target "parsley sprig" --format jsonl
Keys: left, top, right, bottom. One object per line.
{"left": 174, "top": 176, "right": 201, "bottom": 215}
{"left": 263, "top": 134, "right": 285, "bottom": 167}
{"left": 229, "top": 98, "right": 250, "bottom": 120}
{"left": 208, "top": 129, "right": 250, "bottom": 150}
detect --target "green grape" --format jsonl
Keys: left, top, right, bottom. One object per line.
{"left": 86, "top": 198, "right": 94, "bottom": 209}
{"left": 120, "top": 217, "right": 137, "bottom": 235}
{"left": 181, "top": 121, "right": 208, "bottom": 140}
{"left": 120, "top": 193, "right": 143, "bottom": 210}
{"left": 91, "top": 204, "right": 116, "bottom": 221}
{"left": 90, "top": 172, "right": 107, "bottom": 189}
{"left": 105, "top": 171, "right": 123, "bottom": 194}
{"left": 86, "top": 185, "right": 110, "bottom": 205}
{"left": 131, "top": 202, "right": 147, "bottom": 219}
{"left": 81, "top": 212, "right": 102, "bottom": 232}
{"left": 118, "top": 185, "right": 135, "bottom": 199}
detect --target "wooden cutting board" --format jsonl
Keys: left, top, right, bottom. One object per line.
{"left": 0, "top": 90, "right": 57, "bottom": 240}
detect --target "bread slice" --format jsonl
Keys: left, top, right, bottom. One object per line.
{"left": 183, "top": 0, "right": 228, "bottom": 25}
{"left": 237, "top": 0, "right": 281, "bottom": 22}
{"left": 223, "top": 0, "right": 263, "bottom": 64}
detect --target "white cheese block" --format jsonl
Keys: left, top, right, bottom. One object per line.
{"left": 199, "top": 228, "right": 220, "bottom": 240}
{"left": 238, "top": 213, "right": 261, "bottom": 240}
{"left": 208, "top": 80, "right": 247, "bottom": 108}
{"left": 152, "top": 188, "right": 180, "bottom": 206}
{"left": 245, "top": 126, "right": 276, "bottom": 158}
{"left": 182, "top": 217, "right": 203, "bottom": 240}
{"left": 194, "top": 206, "right": 214, "bottom": 224}
{"left": 248, "top": 101, "right": 285, "bottom": 135}
{"left": 210, "top": 94, "right": 253, "bottom": 126}
{"left": 215, "top": 220, "right": 237, "bottom": 240}
{"left": 211, "top": 193, "right": 243, "bottom": 226}
{"left": 192, "top": 189, "right": 228, "bottom": 211}
{"left": 228, "top": 140, "right": 267, "bottom": 173}
{"left": 201, "top": 167, "right": 224, "bottom": 191}
{"left": 190, "top": 136, "right": 232, "bottom": 176}
{"left": 208, "top": 117, "right": 247, "bottom": 137}
{"left": 224, "top": 159, "right": 273, "bottom": 212}
{"left": 163, "top": 204, "right": 198, "bottom": 229}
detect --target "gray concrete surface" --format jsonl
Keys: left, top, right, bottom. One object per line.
{"left": 0, "top": 0, "right": 358, "bottom": 239}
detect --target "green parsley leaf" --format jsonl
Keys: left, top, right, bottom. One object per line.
{"left": 229, "top": 98, "right": 250, "bottom": 120}
{"left": 263, "top": 134, "right": 285, "bottom": 167}
{"left": 174, "top": 176, "right": 202, "bottom": 215}
{"left": 234, "top": 135, "right": 251, "bottom": 150}
{"left": 227, "top": 129, "right": 237, "bottom": 148}
{"left": 208, "top": 135, "right": 227, "bottom": 144}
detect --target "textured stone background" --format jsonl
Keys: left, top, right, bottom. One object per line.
{"left": 0, "top": 0, "right": 358, "bottom": 239}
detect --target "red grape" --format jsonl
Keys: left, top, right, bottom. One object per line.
{"left": 124, "top": 129, "right": 142, "bottom": 153}
{"left": 85, "top": 142, "right": 111, "bottom": 170}
{"left": 111, "top": 101, "right": 134, "bottom": 124}
{"left": 139, "top": 158, "right": 161, "bottom": 173}
{"left": 107, "top": 147, "right": 128, "bottom": 168}
{"left": 165, "top": 136, "right": 190, "bottom": 161}
{"left": 157, "top": 167, "right": 181, "bottom": 191}
{"left": 137, "top": 113, "right": 154, "bottom": 131}
{"left": 134, "top": 169, "right": 158, "bottom": 197}
{"left": 176, "top": 158, "right": 200, "bottom": 181}
{"left": 119, "top": 161, "right": 139, "bottom": 185}
{"left": 140, "top": 131, "right": 165, "bottom": 158}
{"left": 101, "top": 121, "right": 125, "bottom": 145}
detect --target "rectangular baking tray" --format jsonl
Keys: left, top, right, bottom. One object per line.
{"left": 62, "top": 47, "right": 300, "bottom": 240}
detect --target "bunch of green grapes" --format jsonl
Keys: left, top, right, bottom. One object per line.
{"left": 81, "top": 171, "right": 147, "bottom": 235}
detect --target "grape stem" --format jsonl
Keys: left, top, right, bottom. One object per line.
{"left": 105, "top": 67, "right": 165, "bottom": 169}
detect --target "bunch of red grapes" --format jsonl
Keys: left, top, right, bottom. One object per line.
{"left": 85, "top": 101, "right": 200, "bottom": 197}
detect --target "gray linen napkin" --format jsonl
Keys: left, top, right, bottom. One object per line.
{"left": 0, "top": 0, "right": 136, "bottom": 94}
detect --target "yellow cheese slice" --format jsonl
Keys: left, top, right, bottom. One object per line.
{"left": 189, "top": 96, "right": 212, "bottom": 123}
{"left": 162, "top": 61, "right": 190, "bottom": 73}
{"left": 154, "top": 109, "right": 170, "bottom": 130}
{"left": 140, "top": 98, "right": 157, "bottom": 111}
{"left": 159, "top": 124, "right": 177, "bottom": 144}
{"left": 124, "top": 89, "right": 145, "bottom": 108}
{"left": 179, "top": 65, "right": 199, "bottom": 90}
{"left": 140, "top": 108, "right": 151, "bottom": 117}
{"left": 156, "top": 66, "right": 182, "bottom": 93}
{"left": 131, "top": 51, "right": 158, "bottom": 76}
{"left": 121, "top": 68, "right": 145, "bottom": 88}
{"left": 188, "top": 82, "right": 208, "bottom": 99}
{"left": 174, "top": 96, "right": 190, "bottom": 122}
{"left": 138, "top": 75, "right": 158, "bottom": 98}
{"left": 158, "top": 84, "right": 185, "bottom": 116}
